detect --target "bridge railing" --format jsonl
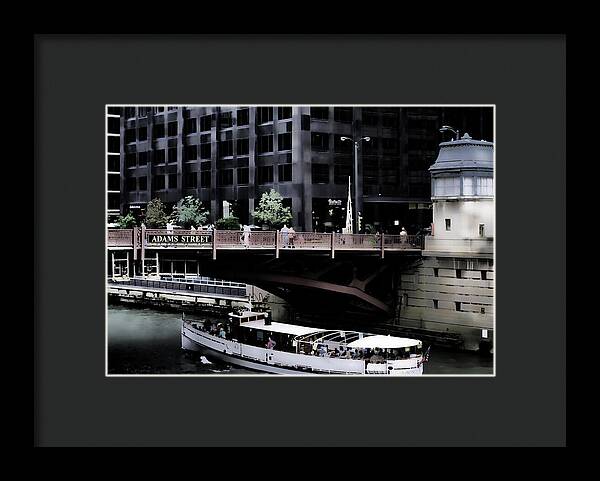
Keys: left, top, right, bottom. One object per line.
{"left": 280, "top": 232, "right": 331, "bottom": 249}
{"left": 384, "top": 234, "right": 424, "bottom": 250}
{"left": 108, "top": 229, "right": 134, "bottom": 247}
{"left": 336, "top": 233, "right": 379, "bottom": 249}
{"left": 108, "top": 228, "right": 424, "bottom": 252}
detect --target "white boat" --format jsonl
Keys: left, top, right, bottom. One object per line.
{"left": 181, "top": 310, "right": 425, "bottom": 375}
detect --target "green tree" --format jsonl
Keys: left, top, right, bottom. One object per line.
{"left": 144, "top": 198, "right": 168, "bottom": 228}
{"left": 252, "top": 189, "right": 292, "bottom": 229}
{"left": 116, "top": 212, "right": 136, "bottom": 229}
{"left": 215, "top": 216, "right": 241, "bottom": 230}
{"left": 170, "top": 196, "right": 209, "bottom": 229}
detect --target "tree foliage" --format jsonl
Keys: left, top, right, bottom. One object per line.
{"left": 215, "top": 216, "right": 241, "bottom": 230}
{"left": 144, "top": 198, "right": 168, "bottom": 228}
{"left": 117, "top": 212, "right": 136, "bottom": 229}
{"left": 170, "top": 196, "right": 209, "bottom": 229}
{"left": 252, "top": 189, "right": 292, "bottom": 229}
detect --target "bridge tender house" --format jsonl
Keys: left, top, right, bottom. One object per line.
{"left": 148, "top": 234, "right": 211, "bottom": 245}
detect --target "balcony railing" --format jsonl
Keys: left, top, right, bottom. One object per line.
{"left": 107, "top": 228, "right": 424, "bottom": 253}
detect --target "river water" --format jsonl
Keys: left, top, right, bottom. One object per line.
{"left": 107, "top": 304, "right": 493, "bottom": 375}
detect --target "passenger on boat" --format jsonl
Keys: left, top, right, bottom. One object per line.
{"left": 203, "top": 319, "right": 212, "bottom": 332}
{"left": 266, "top": 337, "right": 276, "bottom": 349}
{"left": 369, "top": 348, "right": 385, "bottom": 364}
{"left": 219, "top": 327, "right": 227, "bottom": 339}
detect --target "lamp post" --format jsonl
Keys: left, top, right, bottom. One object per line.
{"left": 439, "top": 125, "right": 459, "bottom": 141}
{"left": 340, "top": 136, "right": 370, "bottom": 233}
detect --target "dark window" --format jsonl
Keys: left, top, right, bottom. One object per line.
{"left": 334, "top": 135, "right": 353, "bottom": 153}
{"left": 382, "top": 138, "right": 398, "bottom": 151}
{"left": 362, "top": 110, "right": 379, "bottom": 126}
{"left": 153, "top": 107, "right": 165, "bottom": 114}
{"left": 200, "top": 171, "right": 211, "bottom": 187}
{"left": 108, "top": 175, "right": 120, "bottom": 191}
{"left": 301, "top": 114, "right": 311, "bottom": 130}
{"left": 139, "top": 177, "right": 147, "bottom": 190}
{"left": 154, "top": 123, "right": 165, "bottom": 138}
{"left": 167, "top": 121, "right": 178, "bottom": 137}
{"left": 257, "top": 135, "right": 273, "bottom": 154}
{"left": 108, "top": 136, "right": 120, "bottom": 153}
{"left": 138, "top": 107, "right": 150, "bottom": 117}
{"left": 107, "top": 155, "right": 120, "bottom": 172}
{"left": 363, "top": 137, "right": 378, "bottom": 154}
{"left": 168, "top": 147, "right": 177, "bottom": 163}
{"left": 334, "top": 163, "right": 352, "bottom": 184}
{"left": 433, "top": 299, "right": 439, "bottom": 309}
{"left": 125, "top": 152, "right": 136, "bottom": 168}
{"left": 219, "top": 111, "right": 233, "bottom": 129}
{"left": 237, "top": 138, "right": 249, "bottom": 156}
{"left": 310, "top": 107, "right": 329, "bottom": 121}
{"left": 311, "top": 132, "right": 329, "bottom": 151}
{"left": 125, "top": 129, "right": 136, "bottom": 144}
{"left": 138, "top": 152, "right": 148, "bottom": 166}
{"left": 257, "top": 107, "right": 273, "bottom": 124}
{"left": 153, "top": 175, "right": 166, "bottom": 190}
{"left": 168, "top": 106, "right": 177, "bottom": 111}
{"left": 154, "top": 149, "right": 166, "bottom": 164}
{"left": 456, "top": 269, "right": 462, "bottom": 279}
{"left": 219, "top": 140, "right": 233, "bottom": 157}
{"left": 107, "top": 107, "right": 121, "bottom": 115}
{"left": 481, "top": 271, "right": 487, "bottom": 280}
{"left": 433, "top": 268, "right": 439, "bottom": 277}
{"left": 200, "top": 115, "right": 212, "bottom": 132}
{"left": 455, "top": 302, "right": 462, "bottom": 312}
{"left": 124, "top": 107, "right": 136, "bottom": 118}
{"left": 185, "top": 145, "right": 197, "bottom": 161}
{"left": 200, "top": 143, "right": 211, "bottom": 159}
{"left": 445, "top": 218, "right": 451, "bottom": 231}
{"left": 278, "top": 133, "right": 292, "bottom": 151}
{"left": 257, "top": 166, "right": 273, "bottom": 184}
{"left": 169, "top": 173, "right": 177, "bottom": 189}
{"left": 108, "top": 116, "right": 120, "bottom": 134}
{"left": 237, "top": 108, "right": 249, "bottom": 126}
{"left": 278, "top": 106, "right": 292, "bottom": 119}
{"left": 126, "top": 177, "right": 136, "bottom": 191}
{"left": 334, "top": 107, "right": 353, "bottom": 123}
{"left": 184, "top": 172, "right": 197, "bottom": 188}
{"left": 218, "top": 169, "right": 234, "bottom": 186}
{"left": 138, "top": 126, "right": 147, "bottom": 141}
{"left": 382, "top": 113, "right": 397, "bottom": 128}
{"left": 184, "top": 118, "right": 197, "bottom": 134}
{"left": 278, "top": 164, "right": 292, "bottom": 182}
{"left": 237, "top": 167, "right": 249, "bottom": 185}
{"left": 312, "top": 164, "right": 329, "bottom": 184}
{"left": 200, "top": 161, "right": 211, "bottom": 171}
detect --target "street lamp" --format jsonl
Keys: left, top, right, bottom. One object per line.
{"left": 341, "top": 136, "right": 370, "bottom": 233}
{"left": 439, "top": 125, "right": 459, "bottom": 141}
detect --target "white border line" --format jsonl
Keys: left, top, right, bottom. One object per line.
{"left": 105, "top": 104, "right": 496, "bottom": 378}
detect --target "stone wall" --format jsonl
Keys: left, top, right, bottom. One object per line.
{"left": 398, "top": 254, "right": 494, "bottom": 351}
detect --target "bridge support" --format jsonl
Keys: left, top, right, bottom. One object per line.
{"left": 275, "top": 230, "right": 280, "bottom": 259}
{"left": 380, "top": 233, "right": 385, "bottom": 259}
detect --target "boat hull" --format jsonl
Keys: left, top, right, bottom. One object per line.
{"left": 182, "top": 324, "right": 423, "bottom": 376}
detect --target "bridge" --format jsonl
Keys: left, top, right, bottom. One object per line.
{"left": 107, "top": 228, "right": 424, "bottom": 320}
{"left": 108, "top": 227, "right": 423, "bottom": 258}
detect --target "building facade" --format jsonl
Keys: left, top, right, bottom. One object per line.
{"left": 109, "top": 106, "right": 492, "bottom": 233}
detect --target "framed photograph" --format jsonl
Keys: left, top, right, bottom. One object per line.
{"left": 35, "top": 34, "right": 566, "bottom": 446}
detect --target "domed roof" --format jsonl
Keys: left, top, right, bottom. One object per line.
{"left": 429, "top": 133, "right": 494, "bottom": 173}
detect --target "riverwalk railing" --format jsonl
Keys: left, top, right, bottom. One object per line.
{"left": 107, "top": 228, "right": 424, "bottom": 257}
{"left": 108, "top": 276, "right": 248, "bottom": 298}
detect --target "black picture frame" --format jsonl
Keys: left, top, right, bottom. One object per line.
{"left": 34, "top": 34, "right": 566, "bottom": 446}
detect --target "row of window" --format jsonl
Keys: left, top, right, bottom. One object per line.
{"left": 125, "top": 163, "right": 360, "bottom": 191}
{"left": 311, "top": 133, "right": 398, "bottom": 153}
{"left": 126, "top": 164, "right": 293, "bottom": 191}
{"left": 433, "top": 176, "right": 494, "bottom": 197}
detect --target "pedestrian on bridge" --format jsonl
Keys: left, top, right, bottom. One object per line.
{"left": 281, "top": 224, "right": 289, "bottom": 248}
{"left": 242, "top": 224, "right": 251, "bottom": 248}
{"left": 400, "top": 227, "right": 408, "bottom": 243}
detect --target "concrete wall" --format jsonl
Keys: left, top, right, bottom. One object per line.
{"left": 398, "top": 255, "right": 494, "bottom": 351}
{"left": 432, "top": 198, "right": 494, "bottom": 239}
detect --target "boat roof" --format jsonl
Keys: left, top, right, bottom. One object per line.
{"left": 346, "top": 335, "right": 421, "bottom": 349}
{"left": 240, "top": 320, "right": 325, "bottom": 337}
